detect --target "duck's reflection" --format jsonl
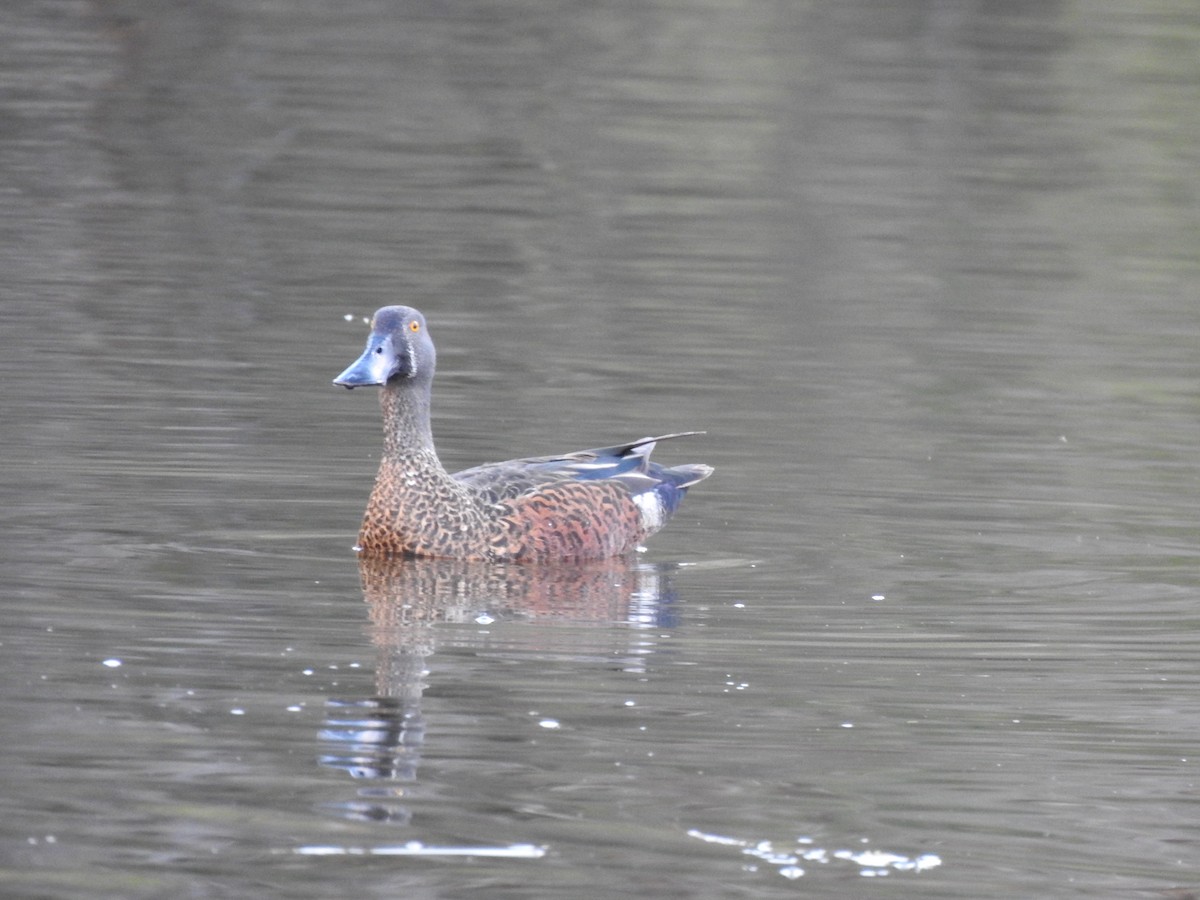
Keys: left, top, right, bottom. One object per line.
{"left": 318, "top": 555, "right": 681, "bottom": 823}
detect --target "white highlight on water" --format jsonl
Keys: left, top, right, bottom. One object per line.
{"left": 687, "top": 829, "right": 941, "bottom": 879}
{"left": 293, "top": 841, "right": 546, "bottom": 859}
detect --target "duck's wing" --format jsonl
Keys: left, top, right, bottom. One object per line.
{"left": 452, "top": 432, "right": 709, "bottom": 503}
{"left": 459, "top": 433, "right": 712, "bottom": 560}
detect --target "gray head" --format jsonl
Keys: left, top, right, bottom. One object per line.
{"left": 333, "top": 306, "right": 437, "bottom": 389}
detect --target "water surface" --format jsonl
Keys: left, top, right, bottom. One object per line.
{"left": 3, "top": 1, "right": 1200, "bottom": 896}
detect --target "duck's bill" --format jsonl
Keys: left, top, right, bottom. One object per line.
{"left": 332, "top": 345, "right": 391, "bottom": 388}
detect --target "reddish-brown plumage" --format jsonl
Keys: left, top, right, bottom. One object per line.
{"left": 335, "top": 306, "right": 712, "bottom": 562}
{"left": 498, "top": 481, "right": 645, "bottom": 560}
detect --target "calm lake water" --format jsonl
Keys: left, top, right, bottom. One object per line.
{"left": 3, "top": 1, "right": 1200, "bottom": 897}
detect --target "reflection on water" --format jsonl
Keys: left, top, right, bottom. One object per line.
{"left": 319, "top": 697, "right": 422, "bottom": 820}
{"left": 359, "top": 556, "right": 681, "bottom": 631}
{"left": 318, "top": 556, "right": 681, "bottom": 826}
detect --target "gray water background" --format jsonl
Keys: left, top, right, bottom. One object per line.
{"left": 3, "top": 1, "right": 1200, "bottom": 897}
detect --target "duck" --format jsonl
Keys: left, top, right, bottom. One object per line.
{"left": 333, "top": 306, "right": 713, "bottom": 561}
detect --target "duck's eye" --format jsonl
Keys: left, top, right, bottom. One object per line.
{"left": 409, "top": 320, "right": 421, "bottom": 333}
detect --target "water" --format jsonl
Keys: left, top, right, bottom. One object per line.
{"left": 3, "top": 0, "right": 1200, "bottom": 896}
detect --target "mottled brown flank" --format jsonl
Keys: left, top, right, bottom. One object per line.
{"left": 497, "top": 480, "right": 645, "bottom": 560}
{"left": 357, "top": 452, "right": 649, "bottom": 561}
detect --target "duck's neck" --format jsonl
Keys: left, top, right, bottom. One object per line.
{"left": 379, "top": 378, "right": 439, "bottom": 462}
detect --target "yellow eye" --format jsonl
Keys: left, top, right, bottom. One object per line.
{"left": 409, "top": 320, "right": 421, "bottom": 333}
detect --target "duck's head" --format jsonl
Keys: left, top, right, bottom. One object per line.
{"left": 333, "top": 306, "right": 436, "bottom": 389}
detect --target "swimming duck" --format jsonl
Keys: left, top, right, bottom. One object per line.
{"left": 333, "top": 306, "right": 712, "bottom": 560}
